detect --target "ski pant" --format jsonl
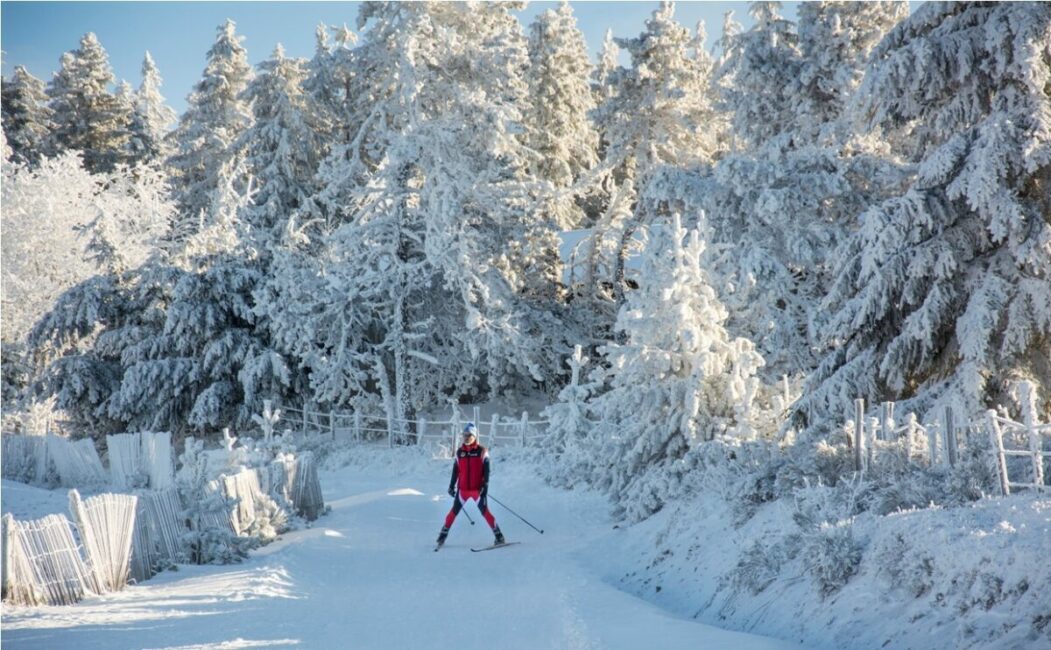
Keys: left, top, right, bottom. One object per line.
{"left": 445, "top": 490, "right": 497, "bottom": 529}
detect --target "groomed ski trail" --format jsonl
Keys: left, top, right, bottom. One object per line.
{"left": 1, "top": 450, "right": 806, "bottom": 650}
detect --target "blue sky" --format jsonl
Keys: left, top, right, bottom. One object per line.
{"left": 2, "top": 2, "right": 797, "bottom": 116}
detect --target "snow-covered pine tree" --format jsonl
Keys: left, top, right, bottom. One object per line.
{"left": 17, "top": 151, "right": 175, "bottom": 438}
{"left": 667, "top": 1, "right": 906, "bottom": 381}
{"left": 798, "top": 2, "right": 1051, "bottom": 427}
{"left": 293, "top": 2, "right": 569, "bottom": 420}
{"left": 128, "top": 52, "right": 177, "bottom": 166}
{"left": 237, "top": 44, "right": 318, "bottom": 240}
{"left": 598, "top": 1, "right": 722, "bottom": 182}
{"left": 1, "top": 65, "right": 53, "bottom": 166}
{"left": 46, "top": 33, "right": 133, "bottom": 173}
{"left": 525, "top": 2, "right": 600, "bottom": 230}
{"left": 585, "top": 214, "right": 767, "bottom": 521}
{"left": 715, "top": 2, "right": 802, "bottom": 149}
{"left": 795, "top": 1, "right": 908, "bottom": 144}
{"left": 168, "top": 20, "right": 254, "bottom": 234}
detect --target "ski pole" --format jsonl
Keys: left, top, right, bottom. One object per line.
{"left": 456, "top": 490, "right": 475, "bottom": 525}
{"left": 488, "top": 494, "right": 543, "bottom": 534}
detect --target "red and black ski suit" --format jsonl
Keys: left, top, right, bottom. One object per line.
{"left": 443, "top": 441, "right": 499, "bottom": 530}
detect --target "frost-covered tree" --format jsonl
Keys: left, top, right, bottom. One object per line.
{"left": 2, "top": 152, "right": 99, "bottom": 345}
{"left": 1, "top": 65, "right": 53, "bottom": 166}
{"left": 798, "top": 2, "right": 1051, "bottom": 426}
{"left": 795, "top": 2, "right": 909, "bottom": 142}
{"left": 716, "top": 2, "right": 801, "bottom": 149}
{"left": 670, "top": 1, "right": 906, "bottom": 381}
{"left": 584, "top": 215, "right": 767, "bottom": 521}
{"left": 46, "top": 33, "right": 133, "bottom": 172}
{"left": 287, "top": 1, "right": 570, "bottom": 421}
{"left": 525, "top": 2, "right": 599, "bottom": 229}
{"left": 302, "top": 23, "right": 358, "bottom": 151}
{"left": 598, "top": 1, "right": 723, "bottom": 181}
{"left": 169, "top": 20, "right": 254, "bottom": 231}
{"left": 128, "top": 52, "right": 177, "bottom": 165}
{"left": 237, "top": 45, "right": 318, "bottom": 239}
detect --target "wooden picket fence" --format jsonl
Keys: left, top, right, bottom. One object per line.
{"left": 844, "top": 381, "right": 1049, "bottom": 496}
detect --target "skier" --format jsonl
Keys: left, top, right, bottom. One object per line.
{"left": 435, "top": 423, "right": 505, "bottom": 548}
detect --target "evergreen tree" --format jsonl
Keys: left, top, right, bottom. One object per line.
{"left": 238, "top": 44, "right": 318, "bottom": 239}
{"left": 675, "top": 1, "right": 905, "bottom": 381}
{"left": 1, "top": 65, "right": 53, "bottom": 166}
{"left": 46, "top": 33, "right": 133, "bottom": 173}
{"left": 798, "top": 2, "right": 1051, "bottom": 426}
{"left": 715, "top": 2, "right": 801, "bottom": 149}
{"left": 583, "top": 214, "right": 767, "bottom": 521}
{"left": 169, "top": 20, "right": 254, "bottom": 232}
{"left": 525, "top": 2, "right": 600, "bottom": 230}
{"left": 129, "top": 52, "right": 177, "bottom": 165}
{"left": 598, "top": 1, "right": 722, "bottom": 182}
{"left": 796, "top": 1, "right": 908, "bottom": 143}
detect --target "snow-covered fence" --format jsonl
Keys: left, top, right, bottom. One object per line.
{"left": 2, "top": 433, "right": 107, "bottom": 486}
{"left": 844, "top": 399, "right": 974, "bottom": 472}
{"left": 269, "top": 452, "right": 324, "bottom": 521}
{"left": 1, "top": 433, "right": 49, "bottom": 483}
{"left": 2, "top": 512, "right": 98, "bottom": 606}
{"left": 68, "top": 490, "right": 137, "bottom": 593}
{"left": 48, "top": 435, "right": 106, "bottom": 486}
{"left": 107, "top": 431, "right": 174, "bottom": 490}
{"left": 986, "top": 382, "right": 1049, "bottom": 496}
{"left": 129, "top": 488, "right": 186, "bottom": 582}
{"left": 282, "top": 404, "right": 550, "bottom": 452}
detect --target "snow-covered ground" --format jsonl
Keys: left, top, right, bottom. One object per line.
{"left": 1, "top": 447, "right": 804, "bottom": 650}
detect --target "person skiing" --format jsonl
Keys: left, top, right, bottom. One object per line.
{"left": 436, "top": 423, "right": 505, "bottom": 548}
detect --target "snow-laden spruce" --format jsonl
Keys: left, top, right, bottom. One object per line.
{"left": 46, "top": 33, "right": 133, "bottom": 173}
{"left": 597, "top": 1, "right": 723, "bottom": 183}
{"left": 168, "top": 20, "right": 254, "bottom": 237}
{"left": 640, "top": 2, "right": 905, "bottom": 382}
{"left": 798, "top": 1, "right": 1051, "bottom": 427}
{"left": 237, "top": 44, "right": 320, "bottom": 239}
{"left": 128, "top": 52, "right": 177, "bottom": 166}
{"left": 525, "top": 2, "right": 600, "bottom": 230}
{"left": 1, "top": 65, "right": 53, "bottom": 166}
{"left": 573, "top": 214, "right": 769, "bottom": 522}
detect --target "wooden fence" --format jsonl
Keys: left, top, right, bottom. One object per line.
{"left": 844, "top": 381, "right": 1049, "bottom": 496}
{"left": 281, "top": 404, "right": 550, "bottom": 452}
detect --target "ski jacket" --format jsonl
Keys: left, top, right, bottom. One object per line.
{"left": 450, "top": 442, "right": 489, "bottom": 494}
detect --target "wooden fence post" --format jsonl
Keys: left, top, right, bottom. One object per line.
{"left": 880, "top": 402, "right": 894, "bottom": 442}
{"left": 905, "top": 413, "right": 918, "bottom": 460}
{"left": 520, "top": 412, "right": 528, "bottom": 447}
{"left": 490, "top": 414, "right": 500, "bottom": 450}
{"left": 451, "top": 406, "right": 460, "bottom": 452}
{"left": 330, "top": 410, "right": 337, "bottom": 441}
{"left": 353, "top": 411, "right": 362, "bottom": 443}
{"left": 1020, "top": 381, "right": 1045, "bottom": 489}
{"left": 986, "top": 410, "right": 1011, "bottom": 496}
{"left": 854, "top": 398, "right": 865, "bottom": 472}
{"left": 928, "top": 415, "right": 939, "bottom": 466}
{"left": 868, "top": 417, "right": 879, "bottom": 469}
{"left": 419, "top": 417, "right": 427, "bottom": 445}
{"left": 944, "top": 407, "right": 958, "bottom": 467}
{"left": 302, "top": 406, "right": 309, "bottom": 436}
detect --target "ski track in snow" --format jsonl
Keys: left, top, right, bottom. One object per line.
{"left": 1, "top": 457, "right": 806, "bottom": 650}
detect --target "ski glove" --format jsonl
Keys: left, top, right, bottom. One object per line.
{"left": 448, "top": 485, "right": 457, "bottom": 498}
{"left": 479, "top": 484, "right": 487, "bottom": 499}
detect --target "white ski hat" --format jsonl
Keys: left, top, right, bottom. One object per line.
{"left": 463, "top": 423, "right": 477, "bottom": 436}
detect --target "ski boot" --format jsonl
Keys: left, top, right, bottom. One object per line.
{"left": 435, "top": 526, "right": 450, "bottom": 547}
{"left": 493, "top": 527, "right": 506, "bottom": 546}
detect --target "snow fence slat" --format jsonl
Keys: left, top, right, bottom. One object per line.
{"left": 2, "top": 512, "right": 97, "bottom": 606}
{"left": 69, "top": 490, "right": 137, "bottom": 593}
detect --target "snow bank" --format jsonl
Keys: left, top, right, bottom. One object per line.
{"left": 599, "top": 487, "right": 1051, "bottom": 649}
